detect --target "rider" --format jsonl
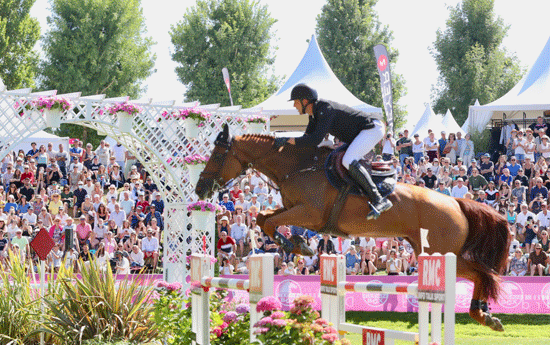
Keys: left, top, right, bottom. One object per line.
{"left": 273, "top": 83, "right": 393, "bottom": 219}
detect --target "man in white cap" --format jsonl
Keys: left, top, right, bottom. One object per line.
{"left": 451, "top": 178, "right": 468, "bottom": 198}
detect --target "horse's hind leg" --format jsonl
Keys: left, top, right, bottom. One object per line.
{"left": 458, "top": 259, "right": 504, "bottom": 332}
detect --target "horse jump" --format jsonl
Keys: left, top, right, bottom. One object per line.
{"left": 320, "top": 253, "right": 456, "bottom": 345}
{"left": 190, "top": 254, "right": 274, "bottom": 345}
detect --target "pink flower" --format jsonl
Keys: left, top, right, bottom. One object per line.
{"left": 236, "top": 304, "right": 250, "bottom": 314}
{"left": 256, "top": 296, "right": 282, "bottom": 313}
{"left": 167, "top": 282, "right": 182, "bottom": 292}
{"left": 272, "top": 319, "right": 287, "bottom": 327}
{"left": 223, "top": 311, "right": 238, "bottom": 323}
{"left": 271, "top": 311, "right": 285, "bottom": 319}
{"left": 254, "top": 316, "right": 273, "bottom": 327}
{"left": 324, "top": 326, "right": 337, "bottom": 334}
{"left": 321, "top": 333, "right": 339, "bottom": 343}
{"left": 254, "top": 327, "right": 270, "bottom": 335}
{"left": 156, "top": 281, "right": 169, "bottom": 289}
{"left": 211, "top": 327, "right": 222, "bottom": 337}
{"left": 315, "top": 318, "right": 329, "bottom": 326}
{"left": 311, "top": 324, "right": 324, "bottom": 333}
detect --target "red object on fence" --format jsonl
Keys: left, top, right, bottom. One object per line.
{"left": 30, "top": 229, "right": 55, "bottom": 261}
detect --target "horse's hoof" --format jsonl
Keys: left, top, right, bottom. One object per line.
{"left": 485, "top": 314, "right": 504, "bottom": 332}
{"left": 273, "top": 232, "right": 295, "bottom": 253}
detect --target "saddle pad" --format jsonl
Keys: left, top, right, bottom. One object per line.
{"left": 325, "top": 144, "right": 396, "bottom": 197}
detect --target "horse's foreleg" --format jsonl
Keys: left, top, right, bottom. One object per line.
{"left": 256, "top": 208, "right": 287, "bottom": 232}
{"left": 261, "top": 205, "right": 322, "bottom": 256}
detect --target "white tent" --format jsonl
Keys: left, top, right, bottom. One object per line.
{"left": 411, "top": 104, "right": 447, "bottom": 139}
{"left": 466, "top": 36, "right": 550, "bottom": 132}
{"left": 441, "top": 109, "right": 466, "bottom": 136}
{"left": 250, "top": 35, "right": 383, "bottom": 117}
{"left": 12, "top": 130, "right": 70, "bottom": 155}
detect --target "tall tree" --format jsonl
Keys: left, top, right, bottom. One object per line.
{"left": 431, "top": 0, "right": 523, "bottom": 125}
{"left": 316, "top": 0, "right": 407, "bottom": 130}
{"left": 0, "top": 0, "right": 40, "bottom": 89}
{"left": 170, "top": 0, "right": 279, "bottom": 107}
{"left": 40, "top": 0, "right": 156, "bottom": 143}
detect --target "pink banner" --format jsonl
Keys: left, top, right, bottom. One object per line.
{"left": 226, "top": 275, "right": 550, "bottom": 314}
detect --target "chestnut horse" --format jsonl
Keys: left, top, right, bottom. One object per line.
{"left": 195, "top": 125, "right": 510, "bottom": 332}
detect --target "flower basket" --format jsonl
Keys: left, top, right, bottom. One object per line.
{"left": 191, "top": 211, "right": 213, "bottom": 231}
{"left": 104, "top": 102, "right": 141, "bottom": 134}
{"left": 117, "top": 111, "right": 133, "bottom": 133}
{"left": 187, "top": 163, "right": 205, "bottom": 187}
{"left": 45, "top": 109, "right": 63, "bottom": 128}
{"left": 183, "top": 118, "right": 201, "bottom": 138}
{"left": 247, "top": 122, "right": 264, "bottom": 134}
{"left": 34, "top": 96, "right": 72, "bottom": 128}
{"left": 187, "top": 201, "right": 219, "bottom": 230}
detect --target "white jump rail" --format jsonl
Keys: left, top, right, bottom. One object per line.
{"left": 190, "top": 253, "right": 274, "bottom": 345}
{"left": 320, "top": 252, "right": 456, "bottom": 345}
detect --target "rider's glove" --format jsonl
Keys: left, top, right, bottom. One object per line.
{"left": 273, "top": 137, "right": 289, "bottom": 150}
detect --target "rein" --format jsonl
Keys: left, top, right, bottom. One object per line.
{"left": 202, "top": 135, "right": 325, "bottom": 194}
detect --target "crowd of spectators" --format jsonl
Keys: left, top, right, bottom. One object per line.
{"left": 217, "top": 117, "right": 550, "bottom": 277}
{"left": 0, "top": 139, "right": 164, "bottom": 274}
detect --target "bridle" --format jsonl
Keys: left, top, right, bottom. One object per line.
{"left": 200, "top": 139, "right": 245, "bottom": 192}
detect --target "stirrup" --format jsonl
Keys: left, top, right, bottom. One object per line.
{"left": 367, "top": 198, "right": 392, "bottom": 220}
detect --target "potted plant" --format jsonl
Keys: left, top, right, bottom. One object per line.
{"left": 183, "top": 154, "right": 209, "bottom": 187}
{"left": 245, "top": 116, "right": 268, "bottom": 134}
{"left": 180, "top": 108, "right": 211, "bottom": 138}
{"left": 34, "top": 96, "right": 73, "bottom": 128}
{"left": 105, "top": 102, "right": 142, "bottom": 134}
{"left": 187, "top": 200, "right": 220, "bottom": 231}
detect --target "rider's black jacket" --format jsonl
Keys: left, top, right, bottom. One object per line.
{"left": 294, "top": 99, "right": 378, "bottom": 148}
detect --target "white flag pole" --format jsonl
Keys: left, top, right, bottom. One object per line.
{"left": 222, "top": 67, "right": 234, "bottom": 106}
{"left": 40, "top": 259, "right": 45, "bottom": 345}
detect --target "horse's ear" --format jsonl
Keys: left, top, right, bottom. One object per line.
{"left": 223, "top": 123, "right": 229, "bottom": 137}
{"left": 215, "top": 123, "right": 231, "bottom": 147}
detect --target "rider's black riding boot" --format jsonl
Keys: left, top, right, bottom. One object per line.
{"left": 348, "top": 160, "right": 393, "bottom": 220}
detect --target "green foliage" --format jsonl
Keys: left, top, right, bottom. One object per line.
{"left": 431, "top": 0, "right": 524, "bottom": 125}
{"left": 152, "top": 284, "right": 195, "bottom": 344}
{"left": 315, "top": 0, "right": 407, "bottom": 130}
{"left": 0, "top": 251, "right": 43, "bottom": 345}
{"left": 469, "top": 128, "right": 491, "bottom": 156}
{"left": 37, "top": 258, "right": 158, "bottom": 344}
{"left": 0, "top": 0, "right": 40, "bottom": 89}
{"left": 40, "top": 0, "right": 156, "bottom": 98}
{"left": 170, "top": 0, "right": 280, "bottom": 107}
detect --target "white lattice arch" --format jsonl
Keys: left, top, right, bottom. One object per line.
{"left": 0, "top": 87, "right": 269, "bottom": 283}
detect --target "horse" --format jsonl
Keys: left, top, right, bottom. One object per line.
{"left": 195, "top": 125, "right": 510, "bottom": 332}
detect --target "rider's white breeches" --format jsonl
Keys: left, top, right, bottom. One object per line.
{"left": 342, "top": 119, "right": 385, "bottom": 169}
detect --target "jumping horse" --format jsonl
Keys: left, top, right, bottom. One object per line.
{"left": 195, "top": 125, "right": 510, "bottom": 332}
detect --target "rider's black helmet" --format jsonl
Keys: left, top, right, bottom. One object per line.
{"left": 289, "top": 83, "right": 318, "bottom": 102}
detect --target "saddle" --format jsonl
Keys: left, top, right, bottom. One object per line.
{"left": 325, "top": 144, "right": 396, "bottom": 198}
{"left": 320, "top": 144, "right": 397, "bottom": 238}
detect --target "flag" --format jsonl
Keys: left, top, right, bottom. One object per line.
{"left": 373, "top": 44, "right": 394, "bottom": 134}
{"left": 420, "top": 228, "right": 430, "bottom": 253}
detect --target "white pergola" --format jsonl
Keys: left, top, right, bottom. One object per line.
{"left": 0, "top": 86, "right": 268, "bottom": 284}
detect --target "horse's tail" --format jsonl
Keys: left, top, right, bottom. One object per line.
{"left": 455, "top": 198, "right": 510, "bottom": 301}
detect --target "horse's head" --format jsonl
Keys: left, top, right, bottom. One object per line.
{"left": 195, "top": 124, "right": 245, "bottom": 200}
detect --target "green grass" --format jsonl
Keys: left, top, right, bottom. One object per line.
{"left": 344, "top": 312, "right": 550, "bottom": 345}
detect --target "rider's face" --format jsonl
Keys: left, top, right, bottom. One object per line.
{"left": 293, "top": 99, "right": 306, "bottom": 115}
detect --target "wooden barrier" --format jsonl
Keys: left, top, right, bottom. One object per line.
{"left": 320, "top": 253, "right": 456, "bottom": 345}
{"left": 190, "top": 253, "right": 274, "bottom": 345}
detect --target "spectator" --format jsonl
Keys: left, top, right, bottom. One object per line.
{"left": 451, "top": 178, "right": 468, "bottom": 198}
{"left": 507, "top": 249, "right": 528, "bottom": 276}
{"left": 345, "top": 246, "right": 361, "bottom": 275}
{"left": 129, "top": 245, "right": 145, "bottom": 272}
{"left": 230, "top": 215, "right": 248, "bottom": 258}
{"left": 115, "top": 251, "right": 130, "bottom": 275}
{"left": 531, "top": 178, "right": 548, "bottom": 201}
{"left": 141, "top": 229, "right": 159, "bottom": 268}
{"left": 386, "top": 249, "right": 401, "bottom": 276}
{"left": 381, "top": 132, "right": 395, "bottom": 162}
{"left": 396, "top": 130, "right": 413, "bottom": 168}
{"left": 422, "top": 168, "right": 437, "bottom": 189}
{"left": 317, "top": 234, "right": 336, "bottom": 255}
{"left": 150, "top": 192, "right": 164, "bottom": 214}
{"left": 253, "top": 181, "right": 269, "bottom": 204}
{"left": 219, "top": 193, "right": 235, "bottom": 212}
{"left": 528, "top": 243, "right": 548, "bottom": 276}
{"left": 217, "top": 230, "right": 236, "bottom": 266}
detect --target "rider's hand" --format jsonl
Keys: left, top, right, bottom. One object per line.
{"left": 273, "top": 137, "right": 289, "bottom": 151}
